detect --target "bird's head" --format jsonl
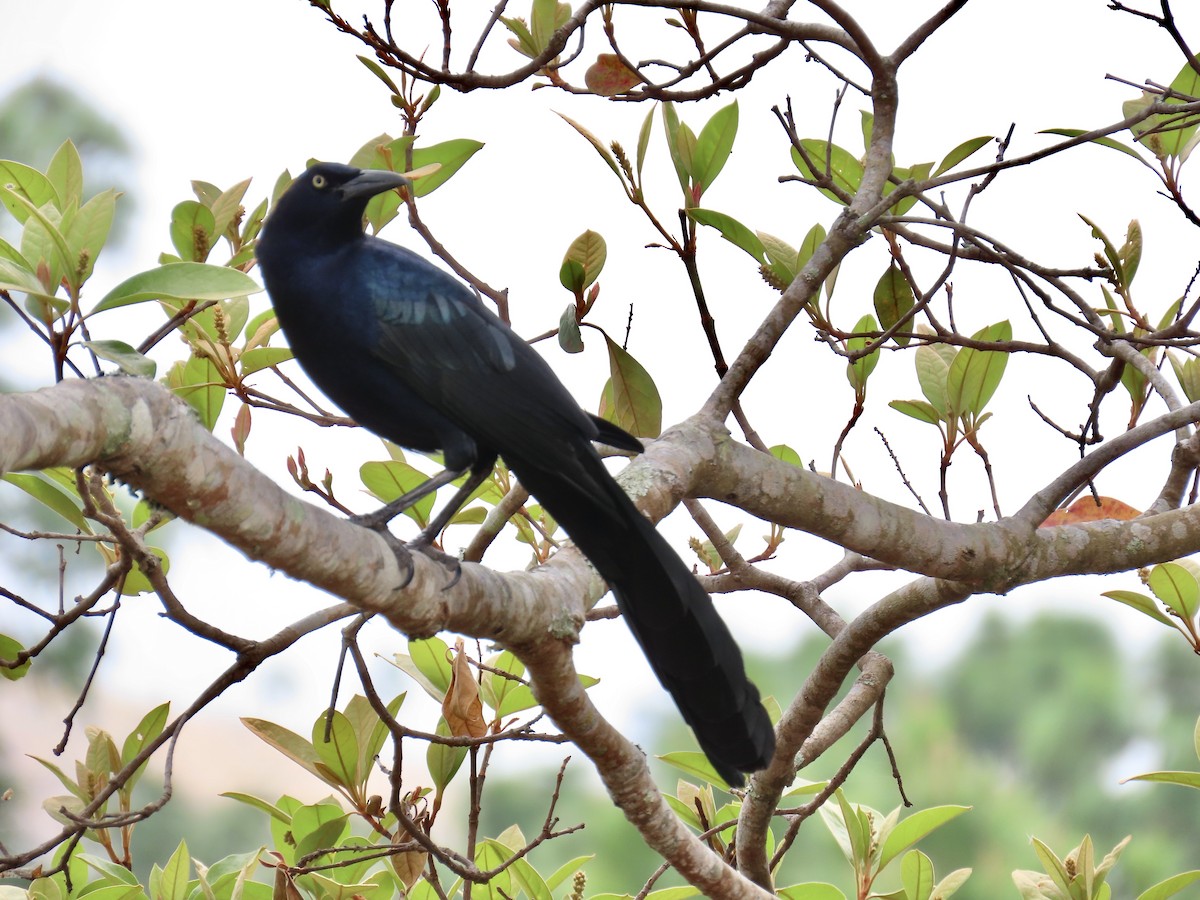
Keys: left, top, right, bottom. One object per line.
{"left": 265, "top": 163, "right": 411, "bottom": 241}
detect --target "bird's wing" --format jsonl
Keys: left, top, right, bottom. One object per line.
{"left": 363, "top": 241, "right": 598, "bottom": 450}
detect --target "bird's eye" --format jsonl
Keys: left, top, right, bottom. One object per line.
{"left": 312, "top": 174, "right": 328, "bottom": 189}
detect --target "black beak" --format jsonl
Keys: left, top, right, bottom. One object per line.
{"left": 337, "top": 169, "right": 411, "bottom": 201}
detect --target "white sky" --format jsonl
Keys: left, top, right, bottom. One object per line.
{"left": 3, "top": 0, "right": 1200, "bottom": 835}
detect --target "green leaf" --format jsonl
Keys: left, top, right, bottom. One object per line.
{"left": 770, "top": 444, "right": 803, "bottom": 467}
{"left": 2, "top": 472, "right": 89, "bottom": 531}
{"left": 358, "top": 54, "right": 402, "bottom": 95}
{"left": 901, "top": 849, "right": 935, "bottom": 900}
{"left": 559, "top": 259, "right": 585, "bottom": 294}
{"left": 1136, "top": 870, "right": 1200, "bottom": 900}
{"left": 1158, "top": 61, "right": 1200, "bottom": 157}
{"left": 219, "top": 791, "right": 293, "bottom": 824}
{"left": 241, "top": 718, "right": 333, "bottom": 786}
{"left": 1125, "top": 769, "right": 1200, "bottom": 789}
{"left": 0, "top": 234, "right": 29, "bottom": 267}
{"left": 0, "top": 633, "right": 31, "bottom": 681}
{"left": 688, "top": 209, "right": 764, "bottom": 261}
{"left": 292, "top": 803, "right": 350, "bottom": 860}
{"left": 410, "top": 139, "right": 485, "bottom": 197}
{"left": 873, "top": 263, "right": 914, "bottom": 344}
{"left": 65, "top": 189, "right": 117, "bottom": 286}
{"left": 170, "top": 200, "right": 217, "bottom": 262}
{"left": 878, "top": 805, "right": 970, "bottom": 871}
{"left": 480, "top": 650, "right": 544, "bottom": 717}
{"left": 664, "top": 792, "right": 704, "bottom": 830}
{"left": 1169, "top": 352, "right": 1200, "bottom": 403}
{"left": 1081, "top": 214, "right": 1124, "bottom": 285}
{"left": 506, "top": 857, "right": 552, "bottom": 900}
{"left": 544, "top": 856, "right": 594, "bottom": 892}
{"left": 312, "top": 710, "right": 359, "bottom": 788}
{"left": 934, "top": 135, "right": 994, "bottom": 176}
{"left": 776, "top": 885, "right": 847, "bottom": 900}
{"left": 240, "top": 346, "right": 293, "bottom": 375}
{"left": 155, "top": 841, "right": 190, "bottom": 900}
{"left": 1147, "top": 561, "right": 1199, "bottom": 620}
{"left": 409, "top": 636, "right": 454, "bottom": 697}
{"left": 662, "top": 102, "right": 695, "bottom": 202}
{"left": 601, "top": 334, "right": 662, "bottom": 438}
{"left": 1030, "top": 837, "right": 1074, "bottom": 897}
{"left": 932, "top": 868, "right": 973, "bottom": 898}
{"left": 691, "top": 100, "right": 738, "bottom": 195}
{"left": 839, "top": 795, "right": 871, "bottom": 869}
{"left": 120, "top": 702, "right": 170, "bottom": 790}
{"left": 889, "top": 398, "right": 942, "bottom": 425}
{"left": 474, "top": 841, "right": 514, "bottom": 897}
{"left": 82, "top": 340, "right": 156, "bottom": 378}
{"left": 796, "top": 223, "right": 826, "bottom": 272}
{"left": 166, "top": 355, "right": 225, "bottom": 432}
{"left": 46, "top": 141, "right": 84, "bottom": 209}
{"left": 79, "top": 854, "right": 140, "bottom": 885}
{"left": 1101, "top": 589, "right": 1174, "bottom": 626}
{"left": 636, "top": 106, "right": 654, "bottom": 184}
{"left": 1039, "top": 128, "right": 1148, "bottom": 164}
{"left": 657, "top": 750, "right": 734, "bottom": 790}
{"left": 561, "top": 230, "right": 606, "bottom": 290}
{"left": 12, "top": 194, "right": 72, "bottom": 289}
{"left": 558, "top": 304, "right": 584, "bottom": 353}
{"left": 210, "top": 178, "right": 252, "bottom": 242}
{"left": 93, "top": 262, "right": 261, "bottom": 313}
{"left": 557, "top": 113, "right": 623, "bottom": 182}
{"left": 946, "top": 321, "right": 1010, "bottom": 420}
{"left": 885, "top": 160, "right": 932, "bottom": 214}
{"left": 530, "top": 0, "right": 561, "bottom": 55}
{"left": 0, "top": 257, "right": 63, "bottom": 316}
{"left": 790, "top": 139, "right": 863, "bottom": 204}
{"left": 349, "top": 692, "right": 403, "bottom": 779}
{"left": 0, "top": 160, "right": 59, "bottom": 222}
{"left": 845, "top": 314, "right": 880, "bottom": 393}
{"left": 359, "top": 460, "right": 437, "bottom": 527}
{"left": 1120, "top": 220, "right": 1142, "bottom": 286}
{"left": 501, "top": 15, "right": 538, "bottom": 57}
{"left": 758, "top": 231, "right": 799, "bottom": 286}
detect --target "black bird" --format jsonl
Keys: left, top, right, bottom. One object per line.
{"left": 255, "top": 162, "right": 775, "bottom": 786}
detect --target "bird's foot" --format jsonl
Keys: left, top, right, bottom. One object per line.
{"left": 350, "top": 514, "right": 461, "bottom": 591}
{"left": 407, "top": 538, "right": 463, "bottom": 590}
{"left": 370, "top": 527, "right": 415, "bottom": 589}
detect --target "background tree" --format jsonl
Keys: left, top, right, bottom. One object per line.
{"left": 3, "top": 2, "right": 1200, "bottom": 898}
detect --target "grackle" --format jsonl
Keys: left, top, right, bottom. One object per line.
{"left": 255, "top": 163, "right": 774, "bottom": 786}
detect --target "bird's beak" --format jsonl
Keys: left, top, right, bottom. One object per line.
{"left": 337, "top": 169, "right": 411, "bottom": 201}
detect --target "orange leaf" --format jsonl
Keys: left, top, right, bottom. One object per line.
{"left": 442, "top": 638, "right": 487, "bottom": 739}
{"left": 584, "top": 54, "right": 640, "bottom": 96}
{"left": 1041, "top": 495, "right": 1140, "bottom": 527}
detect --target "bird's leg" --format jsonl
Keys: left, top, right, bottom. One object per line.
{"left": 406, "top": 463, "right": 495, "bottom": 588}
{"left": 349, "top": 466, "right": 467, "bottom": 530}
{"left": 349, "top": 466, "right": 466, "bottom": 590}
{"left": 373, "top": 529, "right": 416, "bottom": 590}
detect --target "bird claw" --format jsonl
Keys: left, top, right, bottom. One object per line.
{"left": 410, "top": 542, "right": 463, "bottom": 590}
{"left": 375, "top": 529, "right": 415, "bottom": 589}
{"left": 350, "top": 516, "right": 460, "bottom": 591}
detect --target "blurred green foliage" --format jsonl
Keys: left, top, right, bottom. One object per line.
{"left": 478, "top": 614, "right": 1199, "bottom": 895}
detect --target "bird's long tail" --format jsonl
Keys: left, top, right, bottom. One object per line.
{"left": 507, "top": 443, "right": 775, "bottom": 786}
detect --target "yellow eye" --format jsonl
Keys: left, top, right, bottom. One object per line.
{"left": 312, "top": 174, "right": 327, "bottom": 189}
